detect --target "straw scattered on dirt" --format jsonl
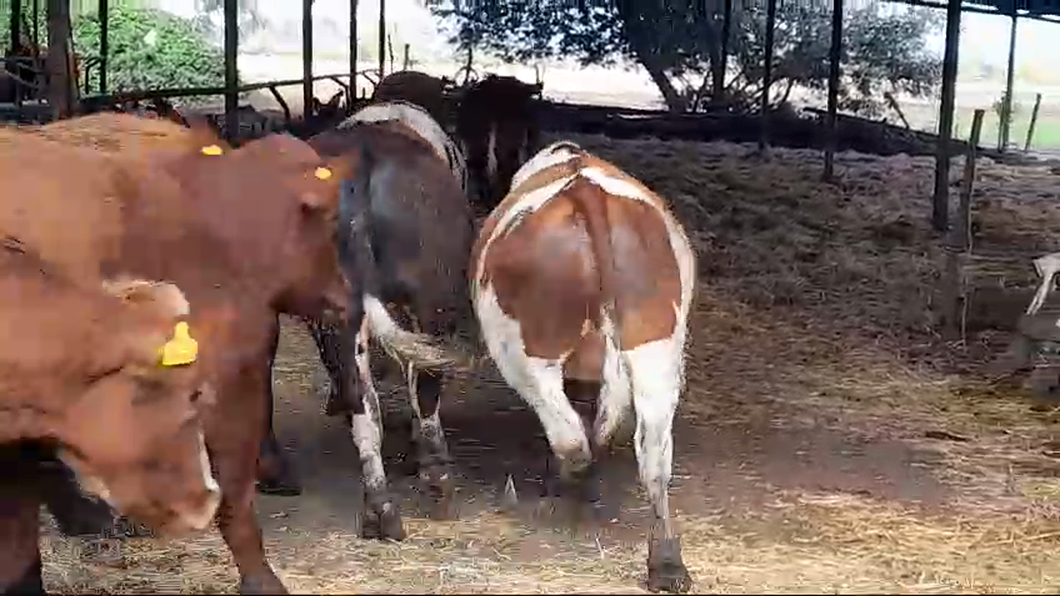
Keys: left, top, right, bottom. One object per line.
{"left": 37, "top": 133, "right": 1060, "bottom": 594}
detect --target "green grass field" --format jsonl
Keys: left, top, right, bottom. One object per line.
{"left": 952, "top": 106, "right": 1060, "bottom": 151}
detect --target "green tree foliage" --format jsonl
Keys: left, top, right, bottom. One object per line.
{"left": 429, "top": 1, "right": 944, "bottom": 115}
{"left": 73, "top": 4, "right": 226, "bottom": 96}
{"left": 2, "top": 2, "right": 227, "bottom": 105}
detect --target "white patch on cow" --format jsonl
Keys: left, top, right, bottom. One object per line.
{"left": 473, "top": 282, "right": 591, "bottom": 477}
{"left": 486, "top": 123, "right": 498, "bottom": 180}
{"left": 406, "top": 364, "right": 449, "bottom": 475}
{"left": 342, "top": 100, "right": 468, "bottom": 195}
{"left": 508, "top": 141, "right": 581, "bottom": 191}
{"left": 347, "top": 315, "right": 387, "bottom": 492}
{"left": 187, "top": 430, "right": 221, "bottom": 530}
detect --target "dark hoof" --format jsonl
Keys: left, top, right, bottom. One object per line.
{"left": 646, "top": 538, "right": 693, "bottom": 593}
{"left": 361, "top": 496, "right": 406, "bottom": 541}
{"left": 255, "top": 477, "right": 303, "bottom": 497}
{"left": 2, "top": 555, "right": 44, "bottom": 595}
{"left": 322, "top": 383, "right": 348, "bottom": 417}
{"left": 419, "top": 466, "right": 458, "bottom": 520}
{"left": 256, "top": 450, "right": 302, "bottom": 497}
{"left": 238, "top": 572, "right": 288, "bottom": 595}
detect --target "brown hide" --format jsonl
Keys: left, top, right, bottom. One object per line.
{"left": 472, "top": 150, "right": 683, "bottom": 382}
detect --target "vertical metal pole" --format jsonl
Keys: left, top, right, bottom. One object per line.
{"left": 377, "top": 0, "right": 385, "bottom": 80}
{"left": 716, "top": 0, "right": 732, "bottom": 101}
{"left": 932, "top": 0, "right": 963, "bottom": 232}
{"left": 999, "top": 9, "right": 1018, "bottom": 152}
{"left": 349, "top": 0, "right": 357, "bottom": 99}
{"left": 303, "top": 0, "right": 313, "bottom": 119}
{"left": 9, "top": 0, "right": 21, "bottom": 57}
{"left": 223, "top": 0, "right": 238, "bottom": 141}
{"left": 823, "top": 0, "right": 843, "bottom": 181}
{"left": 758, "top": 0, "right": 777, "bottom": 154}
{"left": 98, "top": 0, "right": 108, "bottom": 94}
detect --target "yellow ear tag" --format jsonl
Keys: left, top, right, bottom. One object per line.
{"left": 159, "top": 321, "right": 199, "bottom": 367}
{"left": 314, "top": 167, "right": 333, "bottom": 180}
{"left": 200, "top": 145, "right": 224, "bottom": 156}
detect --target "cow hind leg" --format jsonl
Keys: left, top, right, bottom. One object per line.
{"left": 407, "top": 367, "right": 456, "bottom": 519}
{"left": 627, "top": 338, "right": 692, "bottom": 594}
{"left": 303, "top": 318, "right": 348, "bottom": 417}
{"left": 256, "top": 316, "right": 302, "bottom": 497}
{"left": 346, "top": 315, "right": 406, "bottom": 541}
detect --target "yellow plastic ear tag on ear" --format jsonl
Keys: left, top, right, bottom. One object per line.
{"left": 200, "top": 145, "right": 224, "bottom": 156}
{"left": 314, "top": 167, "right": 332, "bottom": 180}
{"left": 159, "top": 321, "right": 198, "bottom": 367}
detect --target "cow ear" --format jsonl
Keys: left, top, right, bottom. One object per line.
{"left": 301, "top": 156, "right": 353, "bottom": 212}
{"left": 101, "top": 278, "right": 191, "bottom": 319}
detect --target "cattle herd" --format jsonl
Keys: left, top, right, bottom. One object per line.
{"left": 0, "top": 71, "right": 696, "bottom": 595}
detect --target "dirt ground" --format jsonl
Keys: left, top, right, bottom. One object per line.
{"left": 39, "top": 134, "right": 1060, "bottom": 593}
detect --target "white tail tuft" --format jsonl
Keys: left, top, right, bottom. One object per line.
{"left": 363, "top": 295, "right": 457, "bottom": 370}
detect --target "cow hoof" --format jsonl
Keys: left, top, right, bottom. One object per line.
{"left": 322, "top": 385, "right": 348, "bottom": 417}
{"left": 361, "top": 497, "right": 406, "bottom": 541}
{"left": 238, "top": 572, "right": 288, "bottom": 595}
{"left": 2, "top": 555, "right": 45, "bottom": 595}
{"left": 419, "top": 466, "right": 458, "bottom": 520}
{"left": 646, "top": 538, "right": 692, "bottom": 594}
{"left": 256, "top": 476, "right": 303, "bottom": 497}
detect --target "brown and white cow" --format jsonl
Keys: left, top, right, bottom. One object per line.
{"left": 455, "top": 74, "right": 542, "bottom": 215}
{"left": 469, "top": 141, "right": 696, "bottom": 593}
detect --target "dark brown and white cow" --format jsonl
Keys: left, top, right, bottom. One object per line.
{"left": 455, "top": 74, "right": 542, "bottom": 215}
{"left": 371, "top": 70, "right": 452, "bottom": 126}
{"left": 299, "top": 118, "right": 476, "bottom": 540}
{"left": 469, "top": 140, "right": 696, "bottom": 593}
{"left": 339, "top": 100, "right": 469, "bottom": 197}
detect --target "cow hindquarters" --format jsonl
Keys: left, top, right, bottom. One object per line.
{"left": 627, "top": 334, "right": 691, "bottom": 594}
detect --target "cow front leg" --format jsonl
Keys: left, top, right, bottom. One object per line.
{"left": 407, "top": 367, "right": 456, "bottom": 519}
{"left": 303, "top": 318, "right": 348, "bottom": 417}
{"left": 256, "top": 315, "right": 302, "bottom": 496}
{"left": 0, "top": 480, "right": 45, "bottom": 594}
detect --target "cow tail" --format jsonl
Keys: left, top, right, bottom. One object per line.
{"left": 336, "top": 140, "right": 458, "bottom": 371}
{"left": 566, "top": 178, "right": 632, "bottom": 388}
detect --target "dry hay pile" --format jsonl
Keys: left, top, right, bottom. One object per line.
{"left": 559, "top": 133, "right": 1060, "bottom": 369}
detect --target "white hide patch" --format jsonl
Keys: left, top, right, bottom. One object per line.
{"left": 342, "top": 101, "right": 468, "bottom": 193}
{"left": 508, "top": 141, "right": 582, "bottom": 190}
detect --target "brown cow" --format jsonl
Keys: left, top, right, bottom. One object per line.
{"left": 0, "top": 116, "right": 352, "bottom": 594}
{"left": 454, "top": 74, "right": 542, "bottom": 215}
{"left": 0, "top": 237, "right": 220, "bottom": 591}
{"left": 469, "top": 140, "right": 696, "bottom": 593}
{"left": 371, "top": 70, "right": 452, "bottom": 127}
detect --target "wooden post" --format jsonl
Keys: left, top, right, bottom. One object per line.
{"left": 758, "top": 0, "right": 777, "bottom": 155}
{"left": 45, "top": 0, "right": 73, "bottom": 118}
{"left": 1025, "top": 92, "right": 1042, "bottom": 152}
{"left": 823, "top": 0, "right": 843, "bottom": 181}
{"left": 999, "top": 9, "right": 1018, "bottom": 152}
{"left": 932, "top": 0, "right": 962, "bottom": 233}
{"left": 223, "top": 0, "right": 238, "bottom": 141}
{"left": 714, "top": 0, "right": 732, "bottom": 103}
{"left": 944, "top": 108, "right": 984, "bottom": 342}
{"left": 98, "top": 0, "right": 108, "bottom": 94}
{"left": 403, "top": 43, "right": 409, "bottom": 70}
{"left": 9, "top": 0, "right": 21, "bottom": 58}
{"left": 377, "top": 0, "right": 385, "bottom": 80}
{"left": 302, "top": 0, "right": 314, "bottom": 119}
{"left": 349, "top": 0, "right": 357, "bottom": 101}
